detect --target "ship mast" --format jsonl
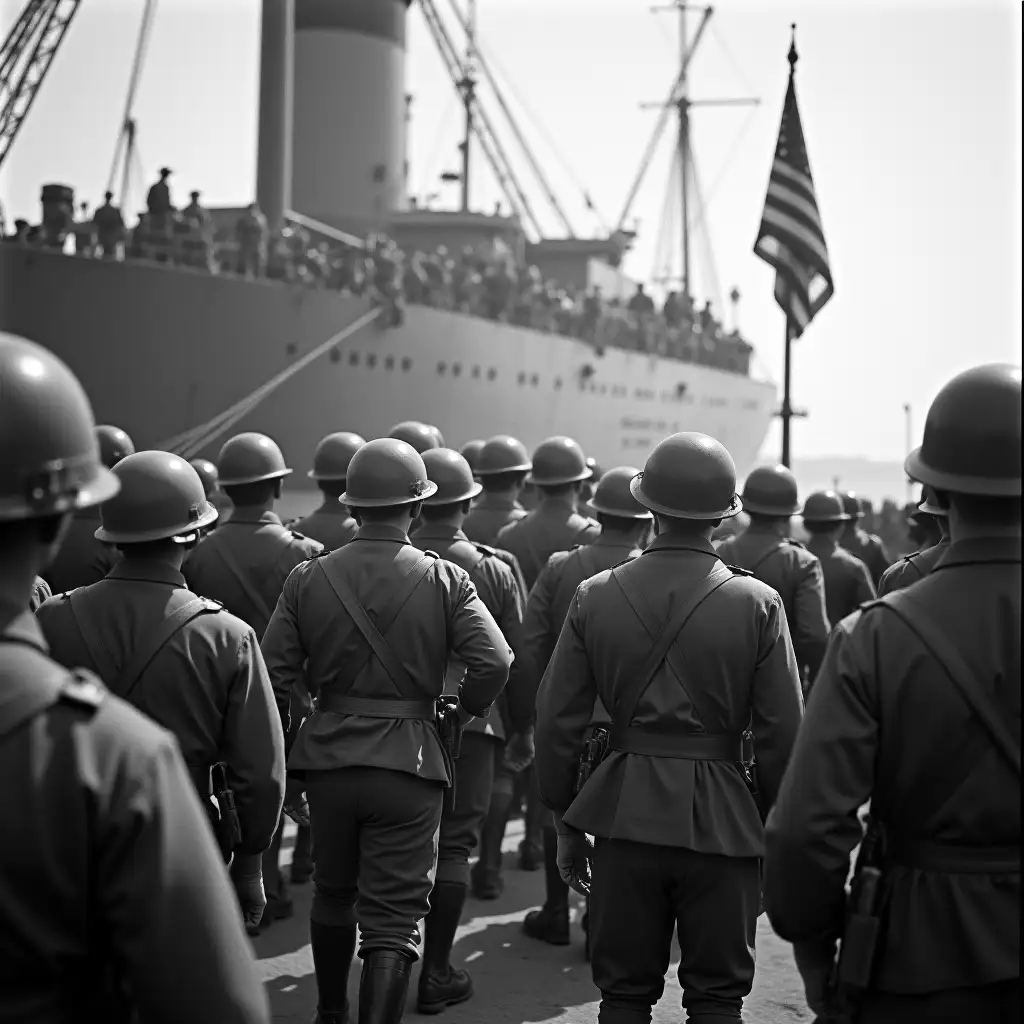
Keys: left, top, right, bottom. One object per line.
{"left": 457, "top": 0, "right": 477, "bottom": 212}
{"left": 677, "top": 6, "right": 692, "bottom": 300}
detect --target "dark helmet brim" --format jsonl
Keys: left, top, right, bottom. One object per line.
{"left": 423, "top": 480, "right": 483, "bottom": 506}
{"left": 905, "top": 446, "right": 1021, "bottom": 498}
{"left": 629, "top": 474, "right": 743, "bottom": 520}
{"left": 339, "top": 479, "right": 439, "bottom": 508}
{"left": 801, "top": 511, "right": 851, "bottom": 523}
{"left": 218, "top": 467, "right": 292, "bottom": 487}
{"left": 526, "top": 466, "right": 593, "bottom": 486}
{"left": 739, "top": 497, "right": 802, "bottom": 516}
{"left": 95, "top": 500, "right": 219, "bottom": 544}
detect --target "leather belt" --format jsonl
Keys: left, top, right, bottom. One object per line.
{"left": 186, "top": 763, "right": 213, "bottom": 799}
{"left": 609, "top": 728, "right": 743, "bottom": 760}
{"left": 318, "top": 693, "right": 436, "bottom": 721}
{"left": 887, "top": 838, "right": 1020, "bottom": 874}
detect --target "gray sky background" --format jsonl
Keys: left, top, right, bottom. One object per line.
{"left": 1, "top": 0, "right": 1020, "bottom": 464}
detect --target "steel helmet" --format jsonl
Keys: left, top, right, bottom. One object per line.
{"left": 800, "top": 490, "right": 849, "bottom": 523}
{"left": 96, "top": 451, "right": 218, "bottom": 544}
{"left": 309, "top": 432, "right": 366, "bottom": 482}
{"left": 427, "top": 424, "right": 446, "bottom": 448}
{"left": 840, "top": 491, "right": 864, "bottom": 520}
{"left": 217, "top": 432, "right": 292, "bottom": 487}
{"left": 388, "top": 421, "right": 442, "bottom": 454}
{"left": 340, "top": 438, "right": 438, "bottom": 508}
{"left": 421, "top": 448, "right": 483, "bottom": 505}
{"left": 188, "top": 458, "right": 219, "bottom": 498}
{"left": 905, "top": 363, "right": 1021, "bottom": 497}
{"left": 527, "top": 436, "right": 592, "bottom": 486}
{"left": 630, "top": 432, "right": 741, "bottom": 520}
{"left": 95, "top": 425, "right": 136, "bottom": 468}
{"left": 459, "top": 439, "right": 486, "bottom": 473}
{"left": 589, "top": 466, "right": 653, "bottom": 519}
{"left": 917, "top": 484, "right": 948, "bottom": 517}
{"left": 0, "top": 331, "right": 120, "bottom": 522}
{"left": 741, "top": 465, "right": 801, "bottom": 517}
{"left": 475, "top": 435, "right": 532, "bottom": 476}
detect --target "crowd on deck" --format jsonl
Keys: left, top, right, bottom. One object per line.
{"left": 1, "top": 174, "right": 752, "bottom": 375}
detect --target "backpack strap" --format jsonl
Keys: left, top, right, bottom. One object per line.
{"left": 210, "top": 542, "right": 275, "bottom": 625}
{"left": 748, "top": 541, "right": 788, "bottom": 575}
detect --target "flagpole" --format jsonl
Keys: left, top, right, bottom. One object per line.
{"left": 781, "top": 316, "right": 793, "bottom": 467}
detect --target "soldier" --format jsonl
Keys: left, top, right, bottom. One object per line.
{"left": 519, "top": 466, "right": 652, "bottom": 949}
{"left": 462, "top": 434, "right": 532, "bottom": 546}
{"left": 36, "top": 449, "right": 286, "bottom": 913}
{"left": 411, "top": 447, "right": 534, "bottom": 1014}
{"left": 260, "top": 438, "right": 512, "bottom": 1024}
{"left": 496, "top": 435, "right": 600, "bottom": 870}
{"left": 184, "top": 430, "right": 323, "bottom": 931}
{"left": 291, "top": 432, "right": 366, "bottom": 551}
{"left": 877, "top": 485, "right": 951, "bottom": 596}
{"left": 44, "top": 423, "right": 134, "bottom": 594}
{"left": 716, "top": 465, "right": 830, "bottom": 684}
{"left": 764, "top": 363, "right": 1021, "bottom": 1022}
{"left": 536, "top": 432, "right": 804, "bottom": 1024}
{"left": 839, "top": 490, "right": 892, "bottom": 587}
{"left": 0, "top": 331, "right": 271, "bottom": 1023}
{"left": 458, "top": 439, "right": 486, "bottom": 475}
{"left": 800, "top": 490, "right": 876, "bottom": 630}
{"left": 388, "top": 420, "right": 443, "bottom": 454}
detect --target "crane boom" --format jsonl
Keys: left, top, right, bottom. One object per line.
{"left": 0, "top": 0, "right": 82, "bottom": 170}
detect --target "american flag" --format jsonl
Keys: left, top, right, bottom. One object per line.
{"left": 754, "top": 50, "right": 833, "bottom": 339}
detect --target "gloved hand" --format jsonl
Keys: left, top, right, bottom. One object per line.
{"left": 554, "top": 816, "right": 594, "bottom": 896}
{"left": 283, "top": 776, "right": 310, "bottom": 827}
{"left": 793, "top": 942, "right": 836, "bottom": 1020}
{"left": 503, "top": 728, "right": 535, "bottom": 773}
{"left": 229, "top": 853, "right": 266, "bottom": 931}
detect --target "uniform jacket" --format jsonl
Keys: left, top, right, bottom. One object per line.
{"left": 877, "top": 535, "right": 950, "bottom": 596}
{"left": 840, "top": 526, "right": 892, "bottom": 587}
{"left": 521, "top": 532, "right": 644, "bottom": 716}
{"left": 36, "top": 559, "right": 286, "bottom": 856}
{"left": 764, "top": 537, "right": 1021, "bottom": 993}
{"left": 535, "top": 533, "right": 804, "bottom": 856}
{"left": 184, "top": 508, "right": 323, "bottom": 638}
{"left": 29, "top": 576, "right": 51, "bottom": 612}
{"left": 716, "top": 526, "right": 830, "bottom": 679}
{"left": 495, "top": 496, "right": 600, "bottom": 591}
{"left": 805, "top": 535, "right": 877, "bottom": 628}
{"left": 261, "top": 523, "right": 513, "bottom": 785}
{"left": 463, "top": 494, "right": 527, "bottom": 547}
{"left": 43, "top": 507, "right": 119, "bottom": 594}
{"left": 0, "top": 608, "right": 270, "bottom": 1024}
{"left": 412, "top": 523, "right": 532, "bottom": 737}
{"left": 288, "top": 498, "right": 359, "bottom": 553}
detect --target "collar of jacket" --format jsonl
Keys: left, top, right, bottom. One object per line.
{"left": 475, "top": 494, "right": 521, "bottom": 512}
{"left": 644, "top": 533, "right": 719, "bottom": 557}
{"left": 934, "top": 536, "right": 1021, "bottom": 570}
{"left": 593, "top": 531, "right": 640, "bottom": 549}
{"left": 537, "top": 495, "right": 578, "bottom": 515}
{"left": 354, "top": 523, "right": 411, "bottom": 544}
{"left": 314, "top": 498, "right": 351, "bottom": 518}
{"left": 805, "top": 535, "right": 838, "bottom": 556}
{"left": 106, "top": 558, "right": 187, "bottom": 588}
{"left": 414, "top": 523, "right": 468, "bottom": 544}
{"left": 224, "top": 508, "right": 283, "bottom": 526}
{"left": 1, "top": 605, "right": 48, "bottom": 652}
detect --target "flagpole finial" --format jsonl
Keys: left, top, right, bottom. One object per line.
{"left": 788, "top": 23, "right": 798, "bottom": 71}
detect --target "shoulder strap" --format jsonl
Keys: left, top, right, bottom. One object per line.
{"left": 67, "top": 590, "right": 119, "bottom": 681}
{"left": 211, "top": 541, "right": 274, "bottom": 624}
{"left": 113, "top": 599, "right": 218, "bottom": 700}
{"left": 318, "top": 555, "right": 432, "bottom": 693}
{"left": 873, "top": 594, "right": 1020, "bottom": 778}
{"left": 749, "top": 541, "right": 788, "bottom": 574}
{"left": 611, "top": 564, "right": 735, "bottom": 728}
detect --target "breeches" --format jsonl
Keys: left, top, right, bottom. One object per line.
{"left": 306, "top": 766, "right": 444, "bottom": 958}
{"left": 590, "top": 837, "right": 759, "bottom": 1024}
{"left": 436, "top": 732, "right": 500, "bottom": 885}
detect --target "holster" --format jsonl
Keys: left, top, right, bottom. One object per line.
{"left": 210, "top": 763, "right": 242, "bottom": 863}
{"left": 435, "top": 697, "right": 464, "bottom": 799}
{"left": 574, "top": 725, "right": 610, "bottom": 795}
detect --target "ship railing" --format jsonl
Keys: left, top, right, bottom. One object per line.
{"left": 284, "top": 210, "right": 365, "bottom": 251}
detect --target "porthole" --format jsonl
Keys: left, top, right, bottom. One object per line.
{"left": 437, "top": 361, "right": 447, "bottom": 375}
{"left": 286, "top": 342, "right": 298, "bottom": 356}
{"left": 472, "top": 365, "right": 481, "bottom": 379}
{"left": 453, "top": 362, "right": 462, "bottom": 377}
{"left": 366, "top": 353, "right": 377, "bottom": 368}
{"left": 384, "top": 355, "right": 395, "bottom": 370}
{"left": 349, "top": 351, "right": 360, "bottom": 366}
{"left": 517, "top": 371, "right": 526, "bottom": 386}
{"left": 530, "top": 374, "right": 539, "bottom": 387}
{"left": 329, "top": 348, "right": 341, "bottom": 364}
{"left": 401, "top": 357, "right": 412, "bottom": 372}
{"left": 554, "top": 377, "right": 562, "bottom": 390}
{"left": 487, "top": 368, "right": 497, "bottom": 381}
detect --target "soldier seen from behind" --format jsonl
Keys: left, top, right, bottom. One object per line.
{"left": 458, "top": 438, "right": 486, "bottom": 474}
{"left": 411, "top": 447, "right": 535, "bottom": 1014}
{"left": 260, "top": 438, "right": 512, "bottom": 1024}
{"left": 0, "top": 331, "right": 271, "bottom": 1024}
{"left": 536, "top": 432, "right": 804, "bottom": 1024}
{"left": 877, "top": 485, "right": 950, "bottom": 596}
{"left": 839, "top": 490, "right": 892, "bottom": 587}
{"left": 765, "top": 363, "right": 1021, "bottom": 1023}
{"left": 716, "top": 464, "right": 830, "bottom": 687}
{"left": 462, "top": 434, "right": 532, "bottom": 546}
{"left": 387, "top": 420, "right": 443, "bottom": 454}
{"left": 519, "top": 466, "right": 652, "bottom": 953}
{"left": 291, "top": 432, "right": 366, "bottom": 552}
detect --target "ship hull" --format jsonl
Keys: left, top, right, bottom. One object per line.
{"left": 0, "top": 248, "right": 776, "bottom": 476}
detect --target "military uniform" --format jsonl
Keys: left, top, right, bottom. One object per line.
{"left": 716, "top": 528, "right": 830, "bottom": 680}
{"left": 497, "top": 498, "right": 600, "bottom": 591}
{"left": 29, "top": 575, "right": 51, "bottom": 611}
{"left": 288, "top": 499, "right": 359, "bottom": 552}
{"left": 43, "top": 508, "right": 119, "bottom": 592}
{"left": 877, "top": 535, "right": 950, "bottom": 596}
{"left": 463, "top": 494, "right": 527, "bottom": 546}
{"left": 36, "top": 559, "right": 286, "bottom": 858}
{"left": 805, "top": 535, "right": 876, "bottom": 627}
{"left": 840, "top": 524, "right": 892, "bottom": 588}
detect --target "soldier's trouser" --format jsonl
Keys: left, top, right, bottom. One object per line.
{"left": 589, "top": 837, "right": 758, "bottom": 1024}
{"left": 858, "top": 980, "right": 1019, "bottom": 1023}
{"left": 473, "top": 750, "right": 516, "bottom": 883}
{"left": 262, "top": 812, "right": 285, "bottom": 895}
{"left": 436, "top": 732, "right": 500, "bottom": 885}
{"left": 306, "top": 766, "right": 444, "bottom": 959}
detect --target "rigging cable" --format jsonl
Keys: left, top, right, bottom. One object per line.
{"left": 688, "top": 145, "right": 724, "bottom": 313}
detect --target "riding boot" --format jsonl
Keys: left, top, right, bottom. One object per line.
{"left": 358, "top": 950, "right": 414, "bottom": 1024}
{"left": 471, "top": 783, "right": 513, "bottom": 899}
{"left": 310, "top": 920, "right": 357, "bottom": 1024}
{"left": 416, "top": 881, "right": 473, "bottom": 1014}
{"left": 521, "top": 825, "right": 570, "bottom": 945}
{"left": 292, "top": 824, "right": 314, "bottom": 884}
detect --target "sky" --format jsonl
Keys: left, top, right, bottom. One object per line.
{"left": 1, "top": 0, "right": 1020, "bottom": 464}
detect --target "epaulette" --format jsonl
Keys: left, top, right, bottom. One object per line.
{"left": 899, "top": 551, "right": 921, "bottom": 565}
{"left": 726, "top": 564, "right": 755, "bottom": 577}
{"left": 472, "top": 542, "right": 498, "bottom": 558}
{"left": 783, "top": 537, "right": 807, "bottom": 550}
{"left": 421, "top": 549, "right": 440, "bottom": 560}
{"left": 288, "top": 529, "right": 308, "bottom": 541}
{"left": 198, "top": 597, "right": 225, "bottom": 613}
{"left": 59, "top": 672, "right": 105, "bottom": 711}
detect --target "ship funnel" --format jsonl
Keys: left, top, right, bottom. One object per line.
{"left": 257, "top": 0, "right": 295, "bottom": 233}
